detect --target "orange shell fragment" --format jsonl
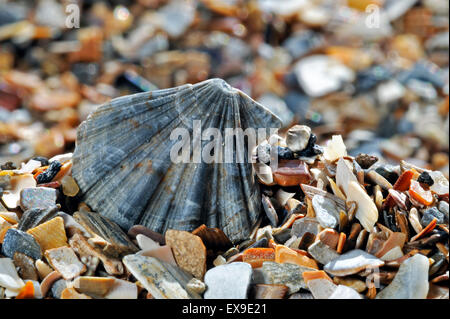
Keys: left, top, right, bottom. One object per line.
{"left": 15, "top": 281, "right": 35, "bottom": 299}
{"left": 275, "top": 245, "right": 318, "bottom": 269}
{"left": 393, "top": 170, "right": 414, "bottom": 191}
{"left": 303, "top": 270, "right": 332, "bottom": 284}
{"left": 242, "top": 248, "right": 275, "bottom": 268}
{"left": 409, "top": 180, "right": 433, "bottom": 206}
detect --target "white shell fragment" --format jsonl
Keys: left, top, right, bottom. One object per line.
{"left": 204, "top": 262, "right": 252, "bottom": 299}
{"left": 336, "top": 158, "right": 359, "bottom": 196}
{"left": 306, "top": 278, "right": 337, "bottom": 299}
{"left": 323, "top": 135, "right": 348, "bottom": 162}
{"left": 1, "top": 173, "right": 37, "bottom": 209}
{"left": 0, "top": 258, "right": 25, "bottom": 292}
{"left": 312, "top": 195, "right": 340, "bottom": 229}
{"left": 328, "top": 285, "right": 363, "bottom": 299}
{"left": 136, "top": 234, "right": 160, "bottom": 251}
{"left": 376, "top": 254, "right": 430, "bottom": 299}
{"left": 104, "top": 278, "right": 138, "bottom": 299}
{"left": 45, "top": 247, "right": 86, "bottom": 281}
{"left": 346, "top": 181, "right": 378, "bottom": 232}
{"left": 324, "top": 249, "right": 384, "bottom": 276}
{"left": 123, "top": 254, "right": 201, "bottom": 299}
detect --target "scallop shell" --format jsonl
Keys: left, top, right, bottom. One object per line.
{"left": 72, "top": 79, "right": 281, "bottom": 243}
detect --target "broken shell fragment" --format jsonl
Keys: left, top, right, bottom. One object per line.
{"left": 13, "top": 252, "right": 38, "bottom": 281}
{"left": 251, "top": 284, "right": 289, "bottom": 299}
{"left": 104, "top": 278, "right": 137, "bottom": 299}
{"left": 204, "top": 262, "right": 252, "bottom": 299}
{"left": 1, "top": 173, "right": 36, "bottom": 209}
{"left": 0, "top": 258, "right": 25, "bottom": 292}
{"left": 260, "top": 261, "right": 317, "bottom": 294}
{"left": 346, "top": 181, "right": 378, "bottom": 232}
{"left": 136, "top": 234, "right": 160, "bottom": 251}
{"left": 312, "top": 195, "right": 340, "bottom": 229}
{"left": 61, "top": 287, "right": 92, "bottom": 299}
{"left": 26, "top": 217, "right": 68, "bottom": 252}
{"left": 273, "top": 160, "right": 312, "bottom": 187}
{"left": 324, "top": 249, "right": 384, "bottom": 276}
{"left": 72, "top": 79, "right": 281, "bottom": 244}
{"left": 376, "top": 254, "right": 429, "bottom": 299}
{"left": 45, "top": 246, "right": 86, "bottom": 280}
{"left": 123, "top": 254, "right": 201, "bottom": 299}
{"left": 323, "top": 136, "right": 347, "bottom": 162}
{"left": 73, "top": 276, "right": 115, "bottom": 297}
{"left": 73, "top": 211, "right": 138, "bottom": 258}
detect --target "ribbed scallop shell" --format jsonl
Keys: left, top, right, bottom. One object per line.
{"left": 72, "top": 79, "right": 281, "bottom": 243}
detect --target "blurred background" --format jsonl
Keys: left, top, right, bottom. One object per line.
{"left": 0, "top": 0, "right": 448, "bottom": 178}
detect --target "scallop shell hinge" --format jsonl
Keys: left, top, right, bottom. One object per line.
{"left": 72, "top": 78, "right": 281, "bottom": 243}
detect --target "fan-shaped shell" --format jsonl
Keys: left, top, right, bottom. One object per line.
{"left": 72, "top": 79, "right": 281, "bottom": 243}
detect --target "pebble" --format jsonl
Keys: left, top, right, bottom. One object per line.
{"left": 2, "top": 228, "right": 42, "bottom": 260}
{"left": 61, "top": 175, "right": 79, "bottom": 197}
{"left": 376, "top": 254, "right": 429, "bottom": 299}
{"left": 260, "top": 261, "right": 316, "bottom": 294}
{"left": 203, "top": 262, "right": 252, "bottom": 299}
{"left": 421, "top": 207, "right": 445, "bottom": 226}
{"left": 123, "top": 254, "right": 200, "bottom": 299}
{"left": 50, "top": 279, "right": 67, "bottom": 299}
{"left": 165, "top": 229, "right": 207, "bottom": 279}
{"left": 324, "top": 249, "right": 384, "bottom": 276}
{"left": 286, "top": 125, "right": 311, "bottom": 152}
{"left": 307, "top": 241, "right": 340, "bottom": 265}
{"left": 19, "top": 187, "right": 57, "bottom": 211}
{"left": 312, "top": 195, "right": 339, "bottom": 229}
{"left": 186, "top": 278, "right": 206, "bottom": 295}
{"left": 438, "top": 201, "right": 449, "bottom": 222}
{"left": 291, "top": 217, "right": 320, "bottom": 238}
{"left": 213, "top": 255, "right": 227, "bottom": 267}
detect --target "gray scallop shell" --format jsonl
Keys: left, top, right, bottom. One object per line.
{"left": 72, "top": 78, "right": 281, "bottom": 243}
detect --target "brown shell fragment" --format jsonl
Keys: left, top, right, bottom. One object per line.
{"left": 73, "top": 276, "right": 115, "bottom": 297}
{"left": 165, "top": 229, "right": 207, "bottom": 279}
{"left": 13, "top": 252, "right": 39, "bottom": 281}
{"left": 191, "top": 224, "right": 233, "bottom": 251}
{"left": 251, "top": 284, "right": 289, "bottom": 299}
{"left": 61, "top": 287, "right": 93, "bottom": 299}
{"left": 26, "top": 217, "right": 68, "bottom": 252}
{"left": 40, "top": 271, "right": 62, "bottom": 298}
{"left": 45, "top": 246, "right": 86, "bottom": 280}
